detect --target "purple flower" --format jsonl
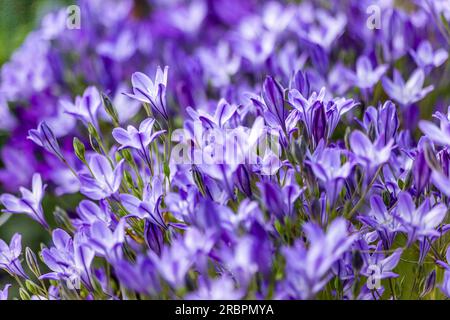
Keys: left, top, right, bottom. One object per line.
{"left": 112, "top": 118, "right": 166, "bottom": 151}
{"left": 0, "top": 0, "right": 449, "bottom": 301}
{"left": 262, "top": 75, "right": 287, "bottom": 131}
{"left": 361, "top": 244, "right": 403, "bottom": 280}
{"left": 0, "top": 233, "right": 28, "bottom": 279}
{"left": 41, "top": 229, "right": 95, "bottom": 289}
{"left": 144, "top": 219, "right": 164, "bottom": 256}
{"left": 0, "top": 173, "right": 48, "bottom": 228}
{"left": 220, "top": 226, "right": 272, "bottom": 287}
{"left": 394, "top": 192, "right": 447, "bottom": 245}
{"left": 198, "top": 42, "right": 240, "bottom": 87}
{"left": 0, "top": 96, "right": 16, "bottom": 131}
{"left": 235, "top": 164, "right": 252, "bottom": 197}
{"left": 307, "top": 146, "right": 353, "bottom": 205}
{"left": 114, "top": 255, "right": 160, "bottom": 295}
{"left": 350, "top": 130, "right": 393, "bottom": 170}
{"left": 418, "top": 108, "right": 450, "bottom": 146}
{"left": 150, "top": 238, "right": 192, "bottom": 289}
{"left": 410, "top": 41, "right": 448, "bottom": 72}
{"left": 430, "top": 169, "right": 450, "bottom": 197}
{"left": 377, "top": 101, "right": 399, "bottom": 145}
{"left": 288, "top": 87, "right": 356, "bottom": 147}
{"left": 186, "top": 99, "right": 237, "bottom": 129}
{"left": 184, "top": 197, "right": 234, "bottom": 234}
{"left": 28, "top": 121, "right": 64, "bottom": 159}
{"left": 125, "top": 66, "right": 169, "bottom": 121}
{"left": 413, "top": 138, "right": 432, "bottom": 195}
{"left": 347, "top": 56, "right": 388, "bottom": 90}
{"left": 295, "top": 8, "right": 346, "bottom": 52}
{"left": 361, "top": 101, "right": 399, "bottom": 145}
{"left": 0, "top": 284, "right": 11, "bottom": 300}
{"left": 97, "top": 30, "right": 136, "bottom": 62}
{"left": 120, "top": 176, "right": 166, "bottom": 229}
{"left": 78, "top": 154, "right": 125, "bottom": 200}
{"left": 87, "top": 219, "right": 125, "bottom": 261}
{"left": 258, "top": 178, "right": 302, "bottom": 220}
{"left": 182, "top": 227, "right": 215, "bottom": 257}
{"left": 74, "top": 200, "right": 112, "bottom": 229}
{"left": 290, "top": 69, "right": 310, "bottom": 97}
{"left": 112, "top": 118, "right": 165, "bottom": 167}
{"left": 63, "top": 86, "right": 102, "bottom": 128}
{"left": 0, "top": 145, "right": 37, "bottom": 192}
{"left": 281, "top": 218, "right": 356, "bottom": 299}
{"left": 0, "top": 33, "right": 51, "bottom": 100}
{"left": 382, "top": 69, "right": 434, "bottom": 106}
{"left": 359, "top": 195, "right": 401, "bottom": 248}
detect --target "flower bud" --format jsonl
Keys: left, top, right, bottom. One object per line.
{"left": 377, "top": 101, "right": 398, "bottom": 144}
{"left": 438, "top": 149, "right": 450, "bottom": 176}
{"left": 73, "top": 137, "right": 86, "bottom": 162}
{"left": 236, "top": 164, "right": 252, "bottom": 197}
{"left": 101, "top": 92, "right": 120, "bottom": 126}
{"left": 311, "top": 101, "right": 327, "bottom": 146}
{"left": 28, "top": 121, "right": 64, "bottom": 160}
{"left": 262, "top": 76, "right": 286, "bottom": 131}
{"left": 121, "top": 149, "right": 134, "bottom": 164}
{"left": 423, "top": 139, "right": 440, "bottom": 171}
{"left": 144, "top": 219, "right": 164, "bottom": 256}
{"left": 291, "top": 69, "right": 310, "bottom": 97}
{"left": 89, "top": 134, "right": 102, "bottom": 154}
{"left": 53, "top": 207, "right": 74, "bottom": 232}
{"left": 420, "top": 269, "right": 436, "bottom": 298}
{"left": 192, "top": 165, "right": 206, "bottom": 197}
{"left": 19, "top": 288, "right": 31, "bottom": 300}
{"left": 87, "top": 122, "right": 102, "bottom": 143}
{"left": 413, "top": 150, "right": 430, "bottom": 195}
{"left": 25, "top": 247, "right": 41, "bottom": 278}
{"left": 25, "top": 280, "right": 41, "bottom": 296}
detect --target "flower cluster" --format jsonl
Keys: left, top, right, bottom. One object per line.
{"left": 0, "top": 0, "right": 449, "bottom": 300}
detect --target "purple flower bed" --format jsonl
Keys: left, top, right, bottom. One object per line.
{"left": 0, "top": 0, "right": 449, "bottom": 300}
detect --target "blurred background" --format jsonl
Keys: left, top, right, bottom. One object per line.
{"left": 0, "top": 0, "right": 72, "bottom": 296}
{"left": 0, "top": 0, "right": 73, "bottom": 64}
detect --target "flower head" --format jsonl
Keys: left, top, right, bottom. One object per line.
{"left": 78, "top": 154, "right": 124, "bottom": 200}
{"left": 28, "top": 121, "right": 64, "bottom": 159}
{"left": 63, "top": 86, "right": 102, "bottom": 128}
{"left": 281, "top": 218, "right": 356, "bottom": 299}
{"left": 349, "top": 130, "right": 394, "bottom": 172}
{"left": 0, "top": 234, "right": 27, "bottom": 278}
{"left": 348, "top": 56, "right": 388, "bottom": 90}
{"left": 40, "top": 229, "right": 94, "bottom": 289}
{"left": 382, "top": 69, "right": 434, "bottom": 106}
{"left": 394, "top": 192, "right": 447, "bottom": 245}
{"left": 125, "top": 66, "right": 169, "bottom": 121}
{"left": 112, "top": 118, "right": 166, "bottom": 151}
{"left": 0, "top": 173, "right": 48, "bottom": 228}
{"left": 410, "top": 41, "right": 448, "bottom": 72}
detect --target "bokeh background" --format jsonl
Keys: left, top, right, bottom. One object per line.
{"left": 0, "top": 0, "right": 72, "bottom": 296}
